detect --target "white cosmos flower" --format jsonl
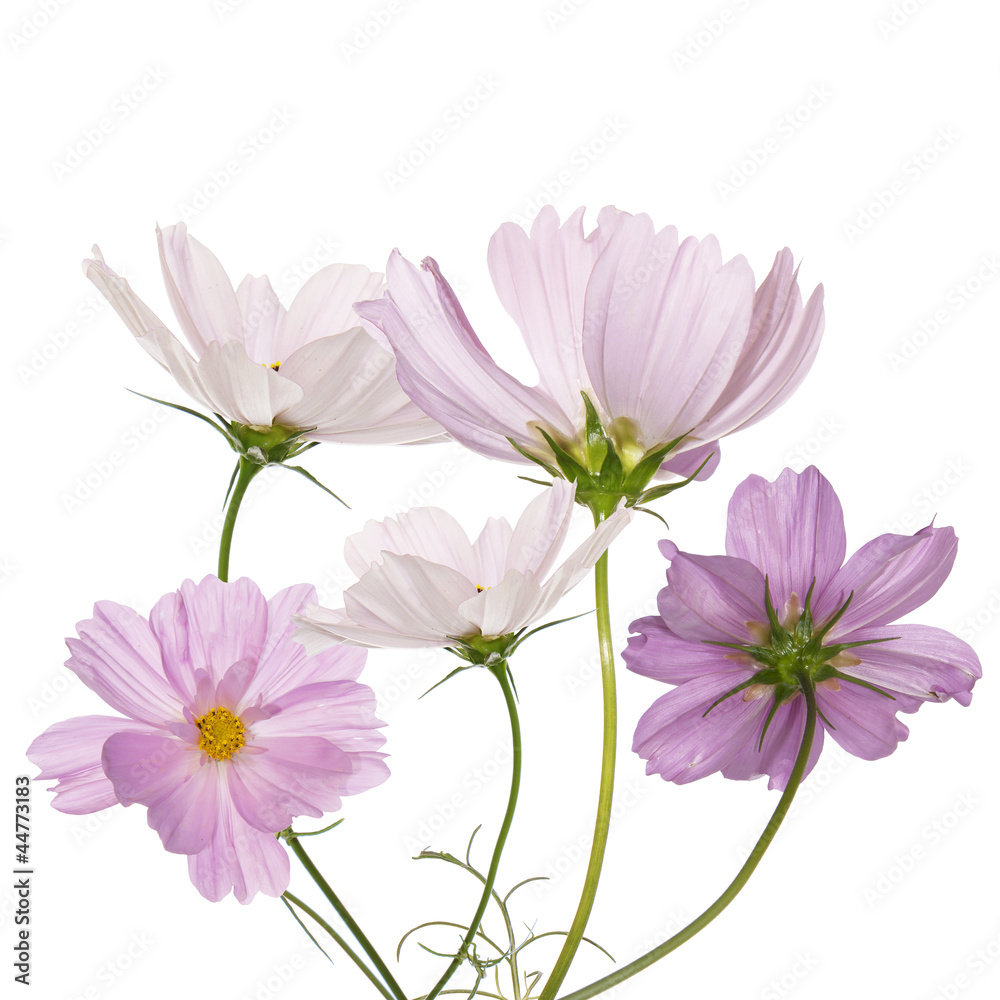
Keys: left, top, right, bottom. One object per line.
{"left": 84, "top": 224, "right": 444, "bottom": 444}
{"left": 294, "top": 480, "right": 631, "bottom": 651}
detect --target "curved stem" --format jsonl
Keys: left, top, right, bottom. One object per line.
{"left": 217, "top": 456, "right": 261, "bottom": 582}
{"left": 557, "top": 683, "right": 820, "bottom": 1000}
{"left": 282, "top": 891, "right": 395, "bottom": 1000}
{"left": 287, "top": 834, "right": 408, "bottom": 1000}
{"left": 423, "top": 661, "right": 523, "bottom": 1000}
{"left": 540, "top": 542, "right": 616, "bottom": 1000}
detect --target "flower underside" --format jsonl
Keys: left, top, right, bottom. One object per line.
{"left": 704, "top": 578, "right": 898, "bottom": 748}
{"left": 510, "top": 392, "right": 711, "bottom": 522}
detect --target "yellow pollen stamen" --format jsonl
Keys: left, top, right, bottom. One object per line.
{"left": 261, "top": 361, "right": 282, "bottom": 371}
{"left": 195, "top": 707, "right": 246, "bottom": 761}
{"left": 476, "top": 585, "right": 487, "bottom": 593}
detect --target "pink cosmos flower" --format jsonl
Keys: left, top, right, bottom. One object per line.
{"left": 294, "top": 479, "right": 630, "bottom": 652}
{"left": 27, "top": 576, "right": 388, "bottom": 903}
{"left": 625, "top": 467, "right": 980, "bottom": 790}
{"left": 84, "top": 224, "right": 444, "bottom": 444}
{"left": 355, "top": 206, "right": 824, "bottom": 483}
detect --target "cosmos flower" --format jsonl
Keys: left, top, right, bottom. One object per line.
{"left": 84, "top": 223, "right": 444, "bottom": 444}
{"left": 27, "top": 576, "right": 388, "bottom": 903}
{"left": 355, "top": 206, "right": 824, "bottom": 490}
{"left": 294, "top": 479, "right": 630, "bottom": 653}
{"left": 625, "top": 466, "right": 980, "bottom": 789}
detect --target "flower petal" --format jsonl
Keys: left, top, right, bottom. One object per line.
{"left": 505, "top": 478, "right": 575, "bottom": 578}
{"left": 817, "top": 523, "right": 958, "bottom": 632}
{"left": 816, "top": 681, "right": 910, "bottom": 761}
{"left": 655, "top": 544, "right": 766, "bottom": 643}
{"left": 344, "top": 506, "right": 479, "bottom": 581}
{"left": 623, "top": 617, "right": 749, "bottom": 685}
{"left": 278, "top": 262, "right": 383, "bottom": 360}
{"left": 235, "top": 273, "right": 286, "bottom": 365}
{"left": 187, "top": 786, "right": 290, "bottom": 903}
{"left": 471, "top": 517, "right": 515, "bottom": 588}
{"left": 101, "top": 731, "right": 217, "bottom": 854}
{"left": 697, "top": 250, "right": 824, "bottom": 440}
{"left": 356, "top": 251, "right": 571, "bottom": 460}
{"left": 583, "top": 217, "right": 755, "bottom": 450}
{"left": 838, "top": 624, "right": 981, "bottom": 706}
{"left": 68, "top": 601, "right": 181, "bottom": 725}
{"left": 487, "top": 205, "right": 623, "bottom": 416}
{"left": 725, "top": 466, "right": 846, "bottom": 612}
{"left": 26, "top": 715, "right": 154, "bottom": 814}
{"left": 157, "top": 223, "right": 243, "bottom": 353}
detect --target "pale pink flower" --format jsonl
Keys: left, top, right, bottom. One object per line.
{"left": 85, "top": 224, "right": 444, "bottom": 444}
{"left": 356, "top": 206, "right": 824, "bottom": 484}
{"left": 27, "top": 576, "right": 388, "bottom": 903}
{"left": 295, "top": 479, "right": 630, "bottom": 652}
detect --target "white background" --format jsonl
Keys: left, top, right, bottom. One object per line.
{"left": 5, "top": 1, "right": 999, "bottom": 998}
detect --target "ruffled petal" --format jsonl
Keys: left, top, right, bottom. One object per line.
{"left": 187, "top": 781, "right": 290, "bottom": 903}
{"left": 344, "top": 506, "right": 478, "bottom": 581}
{"left": 582, "top": 217, "right": 755, "bottom": 450}
{"left": 817, "top": 523, "right": 958, "bottom": 632}
{"left": 356, "top": 252, "right": 571, "bottom": 461}
{"left": 487, "top": 205, "right": 624, "bottom": 416}
{"left": 725, "top": 466, "right": 846, "bottom": 612}
{"left": 838, "top": 624, "right": 980, "bottom": 707}
{"left": 235, "top": 273, "right": 286, "bottom": 365}
{"left": 227, "top": 736, "right": 353, "bottom": 831}
{"left": 157, "top": 223, "right": 242, "bottom": 353}
{"left": 655, "top": 544, "right": 766, "bottom": 643}
{"left": 504, "top": 478, "right": 575, "bottom": 578}
{"left": 816, "top": 681, "right": 910, "bottom": 761}
{"left": 623, "top": 617, "right": 749, "bottom": 685}
{"left": 101, "top": 731, "right": 217, "bottom": 854}
{"left": 277, "top": 262, "right": 383, "bottom": 360}
{"left": 67, "top": 601, "right": 181, "bottom": 725}
{"left": 696, "top": 251, "right": 824, "bottom": 440}
{"left": 26, "top": 715, "right": 155, "bottom": 814}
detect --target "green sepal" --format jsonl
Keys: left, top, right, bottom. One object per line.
{"left": 632, "top": 450, "right": 715, "bottom": 506}
{"left": 536, "top": 426, "right": 594, "bottom": 487}
{"left": 581, "top": 392, "right": 609, "bottom": 472}
{"left": 621, "top": 429, "right": 692, "bottom": 495}
{"left": 128, "top": 389, "right": 239, "bottom": 448}
{"left": 282, "top": 463, "right": 349, "bottom": 508}
{"left": 505, "top": 436, "right": 560, "bottom": 480}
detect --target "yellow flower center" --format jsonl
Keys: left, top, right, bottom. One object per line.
{"left": 195, "top": 707, "right": 246, "bottom": 761}
{"left": 261, "top": 361, "right": 282, "bottom": 371}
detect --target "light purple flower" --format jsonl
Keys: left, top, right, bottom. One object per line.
{"left": 27, "top": 576, "right": 388, "bottom": 903}
{"left": 84, "top": 224, "right": 444, "bottom": 444}
{"left": 356, "top": 206, "right": 824, "bottom": 481}
{"left": 625, "top": 467, "right": 981, "bottom": 790}
{"left": 294, "top": 479, "right": 630, "bottom": 652}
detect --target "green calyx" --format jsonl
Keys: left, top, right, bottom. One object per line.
{"left": 704, "top": 578, "right": 898, "bottom": 747}
{"left": 128, "top": 390, "right": 346, "bottom": 506}
{"left": 508, "top": 393, "right": 713, "bottom": 524}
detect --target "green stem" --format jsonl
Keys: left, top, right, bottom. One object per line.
{"left": 556, "top": 683, "right": 820, "bottom": 1000}
{"left": 423, "top": 661, "right": 523, "bottom": 1000}
{"left": 283, "top": 891, "right": 395, "bottom": 1000}
{"left": 217, "top": 456, "right": 261, "bottom": 582}
{"left": 540, "top": 541, "right": 616, "bottom": 1000}
{"left": 287, "top": 834, "right": 408, "bottom": 1000}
